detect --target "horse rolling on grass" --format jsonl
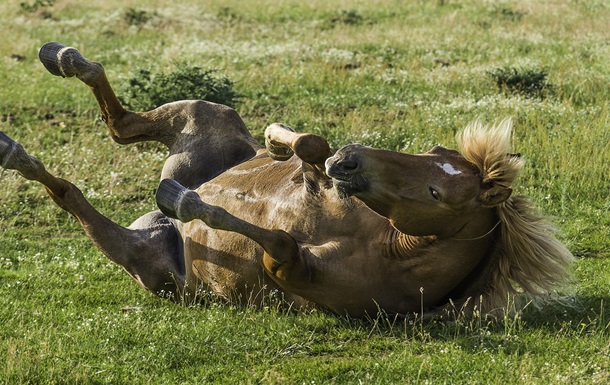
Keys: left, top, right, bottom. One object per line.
{"left": 0, "top": 43, "right": 574, "bottom": 318}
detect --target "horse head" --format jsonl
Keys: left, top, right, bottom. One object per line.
{"left": 325, "top": 125, "right": 518, "bottom": 239}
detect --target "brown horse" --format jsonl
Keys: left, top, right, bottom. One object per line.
{"left": 0, "top": 42, "right": 573, "bottom": 318}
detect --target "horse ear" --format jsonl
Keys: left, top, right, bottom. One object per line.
{"left": 480, "top": 185, "right": 512, "bottom": 207}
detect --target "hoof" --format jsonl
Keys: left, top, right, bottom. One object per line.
{"left": 265, "top": 139, "right": 294, "bottom": 161}
{"left": 292, "top": 134, "right": 332, "bottom": 165}
{"left": 38, "top": 42, "right": 84, "bottom": 78}
{"left": 0, "top": 132, "right": 17, "bottom": 169}
{"left": 156, "top": 179, "right": 200, "bottom": 221}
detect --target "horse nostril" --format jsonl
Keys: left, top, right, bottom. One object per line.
{"left": 339, "top": 159, "right": 359, "bottom": 172}
{"left": 333, "top": 152, "right": 362, "bottom": 176}
{"left": 326, "top": 145, "right": 363, "bottom": 178}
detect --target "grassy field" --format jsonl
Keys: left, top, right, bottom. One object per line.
{"left": 1, "top": 0, "right": 609, "bottom": 383}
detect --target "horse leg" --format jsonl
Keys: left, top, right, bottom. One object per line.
{"left": 265, "top": 123, "right": 334, "bottom": 193}
{"left": 155, "top": 179, "right": 310, "bottom": 291}
{"left": 38, "top": 42, "right": 261, "bottom": 189}
{"left": 264, "top": 123, "right": 332, "bottom": 165}
{"left": 1, "top": 132, "right": 186, "bottom": 300}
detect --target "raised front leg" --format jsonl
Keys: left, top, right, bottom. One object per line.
{"left": 265, "top": 123, "right": 332, "bottom": 165}
{"left": 155, "top": 179, "right": 311, "bottom": 289}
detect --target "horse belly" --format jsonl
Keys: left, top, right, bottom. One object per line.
{"left": 180, "top": 219, "right": 271, "bottom": 303}
{"left": 179, "top": 162, "right": 303, "bottom": 304}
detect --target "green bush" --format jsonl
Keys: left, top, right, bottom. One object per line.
{"left": 322, "top": 9, "right": 366, "bottom": 29}
{"left": 123, "top": 8, "right": 156, "bottom": 27}
{"left": 19, "top": 0, "right": 54, "bottom": 13}
{"left": 488, "top": 66, "right": 552, "bottom": 98}
{"left": 118, "top": 64, "right": 241, "bottom": 111}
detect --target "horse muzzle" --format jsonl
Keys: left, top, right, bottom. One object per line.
{"left": 325, "top": 145, "right": 369, "bottom": 197}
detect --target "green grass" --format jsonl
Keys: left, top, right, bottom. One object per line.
{"left": 1, "top": 0, "right": 609, "bottom": 383}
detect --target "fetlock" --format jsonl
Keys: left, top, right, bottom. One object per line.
{"left": 156, "top": 179, "right": 202, "bottom": 222}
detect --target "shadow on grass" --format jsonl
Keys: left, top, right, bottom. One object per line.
{"left": 322, "top": 293, "right": 610, "bottom": 353}
{"left": 520, "top": 294, "right": 610, "bottom": 330}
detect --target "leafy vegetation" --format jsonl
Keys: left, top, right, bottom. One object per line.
{"left": 123, "top": 7, "right": 157, "bottom": 27}
{"left": 0, "top": 0, "right": 609, "bottom": 383}
{"left": 19, "top": 0, "right": 55, "bottom": 14}
{"left": 321, "top": 9, "right": 367, "bottom": 29}
{"left": 118, "top": 64, "right": 241, "bottom": 111}
{"left": 489, "top": 66, "right": 552, "bottom": 98}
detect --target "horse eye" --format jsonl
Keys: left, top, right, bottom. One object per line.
{"left": 429, "top": 187, "right": 441, "bottom": 201}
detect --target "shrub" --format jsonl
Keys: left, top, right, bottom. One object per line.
{"left": 333, "top": 9, "right": 364, "bottom": 25}
{"left": 118, "top": 64, "right": 241, "bottom": 111}
{"left": 491, "top": 6, "right": 526, "bottom": 22}
{"left": 322, "top": 9, "right": 366, "bottom": 29}
{"left": 19, "top": 0, "right": 54, "bottom": 13}
{"left": 488, "top": 66, "right": 552, "bottom": 98}
{"left": 124, "top": 8, "right": 157, "bottom": 27}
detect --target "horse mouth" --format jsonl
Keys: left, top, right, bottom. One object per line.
{"left": 329, "top": 178, "right": 356, "bottom": 198}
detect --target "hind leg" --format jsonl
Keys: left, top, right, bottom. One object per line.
{"left": 39, "top": 42, "right": 262, "bottom": 188}
{"left": 1, "top": 132, "right": 186, "bottom": 301}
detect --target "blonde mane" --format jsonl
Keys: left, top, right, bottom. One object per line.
{"left": 456, "top": 119, "right": 575, "bottom": 315}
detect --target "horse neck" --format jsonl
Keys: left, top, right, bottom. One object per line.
{"left": 382, "top": 208, "right": 499, "bottom": 261}
{"left": 382, "top": 228, "right": 437, "bottom": 260}
{"left": 447, "top": 207, "right": 499, "bottom": 242}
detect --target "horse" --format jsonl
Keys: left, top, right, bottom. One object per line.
{"left": 0, "top": 42, "right": 574, "bottom": 318}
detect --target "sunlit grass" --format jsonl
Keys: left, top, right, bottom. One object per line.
{"left": 0, "top": 0, "right": 609, "bottom": 383}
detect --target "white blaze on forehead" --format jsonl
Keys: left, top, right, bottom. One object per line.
{"left": 436, "top": 162, "right": 462, "bottom": 176}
